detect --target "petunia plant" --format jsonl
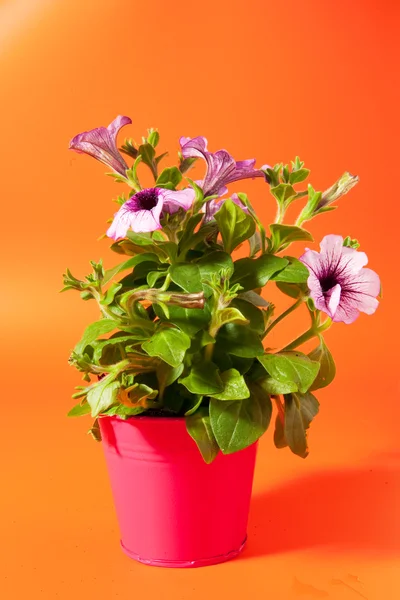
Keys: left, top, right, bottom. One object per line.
{"left": 64, "top": 115, "right": 380, "bottom": 461}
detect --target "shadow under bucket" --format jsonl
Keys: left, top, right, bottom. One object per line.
{"left": 99, "top": 416, "right": 258, "bottom": 568}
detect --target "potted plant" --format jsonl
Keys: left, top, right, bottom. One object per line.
{"left": 64, "top": 115, "right": 380, "bottom": 567}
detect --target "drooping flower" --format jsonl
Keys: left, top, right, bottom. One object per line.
{"left": 203, "top": 193, "right": 249, "bottom": 222}
{"left": 180, "top": 136, "right": 268, "bottom": 197}
{"left": 300, "top": 235, "right": 380, "bottom": 324}
{"left": 316, "top": 172, "right": 359, "bottom": 211}
{"left": 106, "top": 187, "right": 195, "bottom": 239}
{"left": 69, "top": 115, "right": 132, "bottom": 176}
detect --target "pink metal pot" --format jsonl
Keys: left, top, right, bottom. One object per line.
{"left": 99, "top": 416, "right": 257, "bottom": 568}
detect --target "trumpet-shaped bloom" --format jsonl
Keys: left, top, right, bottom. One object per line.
{"left": 180, "top": 136, "right": 267, "bottom": 197}
{"left": 300, "top": 235, "right": 380, "bottom": 324}
{"left": 69, "top": 115, "right": 131, "bottom": 176}
{"left": 106, "top": 187, "right": 195, "bottom": 239}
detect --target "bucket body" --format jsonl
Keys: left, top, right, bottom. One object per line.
{"left": 99, "top": 416, "right": 257, "bottom": 568}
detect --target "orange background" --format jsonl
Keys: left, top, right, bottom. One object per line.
{"left": 1, "top": 0, "right": 399, "bottom": 598}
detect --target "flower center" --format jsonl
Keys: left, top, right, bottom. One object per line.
{"left": 134, "top": 188, "right": 159, "bottom": 210}
{"left": 319, "top": 274, "right": 338, "bottom": 293}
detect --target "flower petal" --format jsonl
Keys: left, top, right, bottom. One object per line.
{"left": 324, "top": 283, "right": 341, "bottom": 317}
{"left": 106, "top": 192, "right": 163, "bottom": 239}
{"left": 161, "top": 188, "right": 196, "bottom": 213}
{"left": 180, "top": 136, "right": 209, "bottom": 158}
{"left": 339, "top": 246, "right": 368, "bottom": 274}
{"left": 69, "top": 115, "right": 131, "bottom": 176}
{"left": 300, "top": 248, "right": 325, "bottom": 278}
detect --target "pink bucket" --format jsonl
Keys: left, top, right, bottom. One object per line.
{"left": 99, "top": 416, "right": 257, "bottom": 568}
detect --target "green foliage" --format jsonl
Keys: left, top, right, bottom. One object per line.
{"left": 308, "top": 337, "right": 336, "bottom": 390}
{"left": 210, "top": 369, "right": 250, "bottom": 401}
{"left": 271, "top": 257, "right": 309, "bottom": 283}
{"left": 156, "top": 166, "right": 182, "bottom": 189}
{"left": 142, "top": 327, "right": 191, "bottom": 367}
{"left": 258, "top": 351, "right": 320, "bottom": 394}
{"left": 216, "top": 323, "right": 264, "bottom": 358}
{"left": 281, "top": 392, "right": 319, "bottom": 458}
{"left": 210, "top": 384, "right": 272, "bottom": 453}
{"left": 65, "top": 126, "right": 359, "bottom": 462}
{"left": 269, "top": 224, "right": 313, "bottom": 252}
{"left": 186, "top": 408, "right": 219, "bottom": 463}
{"left": 180, "top": 362, "right": 223, "bottom": 395}
{"left": 232, "top": 255, "right": 288, "bottom": 291}
{"left": 214, "top": 198, "right": 256, "bottom": 253}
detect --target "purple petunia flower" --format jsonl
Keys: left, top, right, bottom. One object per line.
{"left": 179, "top": 136, "right": 268, "bottom": 197}
{"left": 300, "top": 235, "right": 380, "bottom": 324}
{"left": 106, "top": 187, "right": 195, "bottom": 239}
{"left": 69, "top": 115, "right": 132, "bottom": 176}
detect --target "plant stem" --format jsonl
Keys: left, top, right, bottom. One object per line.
{"left": 263, "top": 298, "right": 303, "bottom": 339}
{"left": 281, "top": 317, "right": 332, "bottom": 352}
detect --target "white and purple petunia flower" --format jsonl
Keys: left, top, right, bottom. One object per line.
{"left": 300, "top": 235, "right": 380, "bottom": 324}
{"left": 179, "top": 136, "right": 268, "bottom": 197}
{"left": 69, "top": 115, "right": 132, "bottom": 176}
{"left": 106, "top": 187, "right": 195, "bottom": 239}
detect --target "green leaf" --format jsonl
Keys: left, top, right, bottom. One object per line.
{"left": 270, "top": 183, "right": 296, "bottom": 207}
{"left": 231, "top": 299, "right": 265, "bottom": 334}
{"left": 276, "top": 281, "right": 305, "bottom": 298}
{"left": 103, "top": 253, "right": 160, "bottom": 285}
{"left": 142, "top": 327, "right": 191, "bottom": 368}
{"left": 88, "top": 419, "right": 102, "bottom": 442}
{"left": 184, "top": 395, "right": 203, "bottom": 416}
{"left": 147, "top": 129, "right": 160, "bottom": 147}
{"left": 215, "top": 307, "right": 248, "bottom": 328}
{"left": 126, "top": 383, "right": 158, "bottom": 405}
{"left": 87, "top": 377, "right": 120, "bottom": 417}
{"left": 138, "top": 143, "right": 156, "bottom": 174}
{"left": 93, "top": 335, "right": 149, "bottom": 364}
{"left": 210, "top": 368, "right": 250, "bottom": 400}
{"left": 154, "top": 303, "right": 211, "bottom": 336}
{"left": 270, "top": 224, "right": 313, "bottom": 250}
{"left": 289, "top": 168, "right": 310, "bottom": 185}
{"left": 210, "top": 386, "right": 272, "bottom": 454}
{"left": 258, "top": 351, "right": 320, "bottom": 393}
{"left": 271, "top": 257, "right": 309, "bottom": 284}
{"left": 214, "top": 198, "right": 256, "bottom": 253}
{"left": 232, "top": 255, "right": 288, "bottom": 291}
{"left": 217, "top": 323, "right": 264, "bottom": 358}
{"left": 308, "top": 338, "right": 336, "bottom": 390}
{"left": 256, "top": 376, "right": 298, "bottom": 395}
{"left": 273, "top": 415, "right": 287, "bottom": 449}
{"left": 169, "top": 263, "right": 203, "bottom": 293}
{"left": 156, "top": 166, "right": 182, "bottom": 189}
{"left": 100, "top": 282, "right": 122, "bottom": 306}
{"left": 186, "top": 408, "right": 219, "bottom": 464}
{"left": 179, "top": 362, "right": 223, "bottom": 395}
{"left": 67, "top": 401, "right": 91, "bottom": 417}
{"left": 102, "top": 403, "right": 145, "bottom": 418}
{"left": 74, "top": 319, "right": 116, "bottom": 355}
{"left": 284, "top": 392, "right": 319, "bottom": 458}
{"left": 156, "top": 362, "right": 184, "bottom": 397}
{"left": 197, "top": 251, "right": 234, "bottom": 280}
